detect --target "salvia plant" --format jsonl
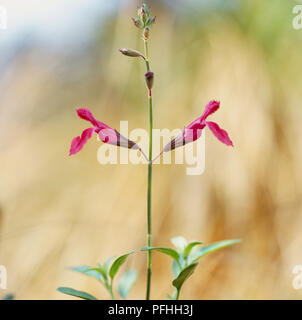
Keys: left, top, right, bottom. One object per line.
{"left": 57, "top": 3, "right": 241, "bottom": 300}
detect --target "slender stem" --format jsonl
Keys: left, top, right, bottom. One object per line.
{"left": 109, "top": 286, "right": 115, "bottom": 300}
{"left": 106, "top": 281, "right": 115, "bottom": 300}
{"left": 151, "top": 150, "right": 163, "bottom": 164}
{"left": 144, "top": 38, "right": 153, "bottom": 300}
{"left": 144, "top": 40, "right": 150, "bottom": 71}
{"left": 139, "top": 147, "right": 149, "bottom": 162}
{"left": 146, "top": 91, "right": 153, "bottom": 300}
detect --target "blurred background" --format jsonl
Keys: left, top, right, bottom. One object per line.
{"left": 0, "top": 0, "right": 302, "bottom": 299}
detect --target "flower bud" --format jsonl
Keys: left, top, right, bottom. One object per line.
{"left": 138, "top": 4, "right": 150, "bottom": 25}
{"left": 146, "top": 16, "right": 156, "bottom": 27}
{"left": 132, "top": 17, "right": 143, "bottom": 29}
{"left": 138, "top": 8, "right": 146, "bottom": 24}
{"left": 143, "top": 27, "right": 150, "bottom": 41}
{"left": 119, "top": 48, "right": 145, "bottom": 60}
{"left": 145, "top": 71, "right": 154, "bottom": 90}
{"left": 142, "top": 4, "right": 150, "bottom": 16}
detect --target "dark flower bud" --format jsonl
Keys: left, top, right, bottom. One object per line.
{"left": 143, "top": 27, "right": 150, "bottom": 40}
{"left": 145, "top": 71, "right": 154, "bottom": 90}
{"left": 119, "top": 48, "right": 145, "bottom": 60}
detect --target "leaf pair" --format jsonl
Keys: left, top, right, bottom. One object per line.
{"left": 57, "top": 251, "right": 136, "bottom": 300}
{"left": 142, "top": 237, "right": 241, "bottom": 300}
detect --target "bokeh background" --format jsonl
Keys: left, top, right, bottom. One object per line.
{"left": 1, "top": 0, "right": 302, "bottom": 299}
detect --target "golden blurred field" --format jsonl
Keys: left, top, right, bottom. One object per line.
{"left": 1, "top": 0, "right": 302, "bottom": 299}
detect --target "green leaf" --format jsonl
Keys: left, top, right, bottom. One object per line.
{"left": 191, "top": 239, "right": 242, "bottom": 262}
{"left": 172, "top": 263, "right": 198, "bottom": 293}
{"left": 183, "top": 241, "right": 203, "bottom": 259}
{"left": 104, "top": 256, "right": 114, "bottom": 272}
{"left": 141, "top": 247, "right": 180, "bottom": 262}
{"left": 57, "top": 287, "right": 97, "bottom": 300}
{"left": 109, "top": 251, "right": 135, "bottom": 280}
{"left": 171, "top": 236, "right": 187, "bottom": 254}
{"left": 172, "top": 259, "right": 181, "bottom": 278}
{"left": 118, "top": 270, "right": 137, "bottom": 299}
{"left": 88, "top": 267, "right": 107, "bottom": 280}
{"left": 70, "top": 265, "right": 104, "bottom": 281}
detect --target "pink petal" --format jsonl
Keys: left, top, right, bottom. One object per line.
{"left": 186, "top": 117, "right": 206, "bottom": 131}
{"left": 200, "top": 100, "right": 220, "bottom": 123}
{"left": 185, "top": 100, "right": 219, "bottom": 129}
{"left": 76, "top": 108, "right": 99, "bottom": 126}
{"left": 76, "top": 108, "right": 109, "bottom": 129}
{"left": 163, "top": 116, "right": 207, "bottom": 152}
{"left": 98, "top": 128, "right": 119, "bottom": 145}
{"left": 69, "top": 127, "right": 95, "bottom": 156}
{"left": 205, "top": 121, "right": 233, "bottom": 146}
{"left": 184, "top": 126, "right": 204, "bottom": 144}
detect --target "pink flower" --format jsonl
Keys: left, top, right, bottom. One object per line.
{"left": 162, "top": 100, "right": 233, "bottom": 153}
{"left": 69, "top": 108, "right": 146, "bottom": 157}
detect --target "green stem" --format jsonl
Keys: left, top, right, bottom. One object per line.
{"left": 175, "top": 289, "right": 180, "bottom": 300}
{"left": 107, "top": 282, "right": 115, "bottom": 300}
{"left": 109, "top": 287, "right": 115, "bottom": 300}
{"left": 146, "top": 92, "right": 153, "bottom": 300}
{"left": 144, "top": 38, "right": 153, "bottom": 300}
{"left": 104, "top": 279, "right": 115, "bottom": 300}
{"left": 144, "top": 40, "right": 150, "bottom": 71}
